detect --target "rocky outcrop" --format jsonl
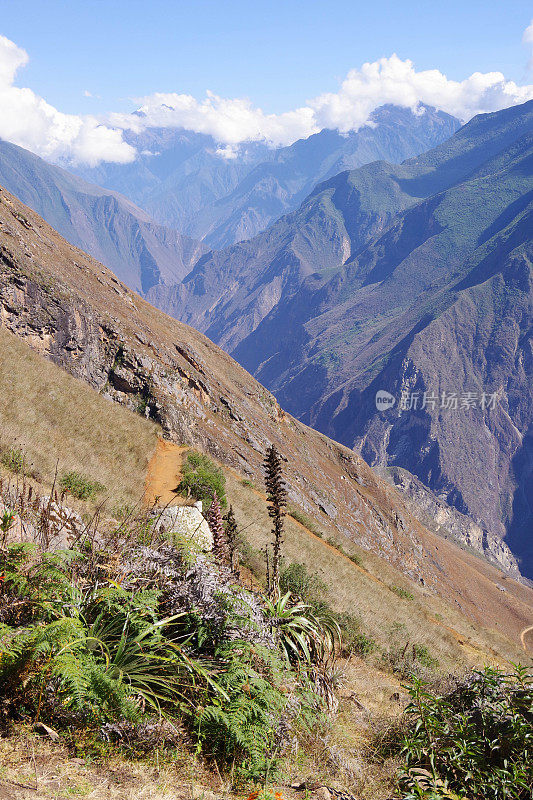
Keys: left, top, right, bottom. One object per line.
{"left": 152, "top": 503, "right": 213, "bottom": 551}
{"left": 383, "top": 467, "right": 521, "bottom": 577}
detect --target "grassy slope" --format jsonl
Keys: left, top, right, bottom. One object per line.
{"left": 224, "top": 471, "right": 528, "bottom": 673}
{"left": 0, "top": 325, "right": 158, "bottom": 506}
{"left": 0, "top": 324, "right": 528, "bottom": 673}
{"left": 0, "top": 329, "right": 531, "bottom": 800}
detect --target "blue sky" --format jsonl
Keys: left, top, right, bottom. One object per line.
{"left": 0, "top": 0, "right": 531, "bottom": 166}
{"left": 1, "top": 0, "right": 532, "bottom": 115}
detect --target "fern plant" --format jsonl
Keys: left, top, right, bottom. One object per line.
{"left": 194, "top": 640, "right": 287, "bottom": 781}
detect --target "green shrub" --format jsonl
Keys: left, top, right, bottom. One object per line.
{"left": 398, "top": 666, "right": 533, "bottom": 799}
{"left": 326, "top": 537, "right": 364, "bottom": 567}
{"left": 280, "top": 561, "right": 327, "bottom": 607}
{"left": 391, "top": 585, "right": 414, "bottom": 600}
{"left": 332, "top": 611, "right": 376, "bottom": 657}
{"left": 382, "top": 637, "right": 438, "bottom": 677}
{"left": 240, "top": 478, "right": 255, "bottom": 488}
{"left": 0, "top": 535, "right": 332, "bottom": 783}
{"left": 60, "top": 471, "right": 106, "bottom": 500}
{"left": 177, "top": 450, "right": 227, "bottom": 508}
{"left": 195, "top": 641, "right": 287, "bottom": 780}
{"left": 412, "top": 644, "right": 438, "bottom": 670}
{"left": 264, "top": 591, "right": 340, "bottom": 667}
{"left": 1, "top": 447, "right": 24, "bottom": 474}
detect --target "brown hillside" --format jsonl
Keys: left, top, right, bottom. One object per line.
{"left": 0, "top": 183, "right": 532, "bottom": 648}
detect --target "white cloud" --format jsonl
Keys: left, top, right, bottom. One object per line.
{"left": 1, "top": 27, "right": 533, "bottom": 165}
{"left": 112, "top": 52, "right": 533, "bottom": 151}
{"left": 0, "top": 36, "right": 135, "bottom": 166}
{"left": 309, "top": 54, "right": 533, "bottom": 133}
{"left": 108, "top": 91, "right": 318, "bottom": 148}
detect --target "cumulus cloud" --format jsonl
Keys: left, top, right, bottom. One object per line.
{"left": 112, "top": 52, "right": 533, "bottom": 151}
{"left": 0, "top": 36, "right": 135, "bottom": 166}
{"left": 109, "top": 91, "right": 318, "bottom": 148}
{"left": 1, "top": 27, "right": 533, "bottom": 165}
{"left": 309, "top": 54, "right": 533, "bottom": 133}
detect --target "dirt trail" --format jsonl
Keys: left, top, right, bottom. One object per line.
{"left": 144, "top": 438, "right": 187, "bottom": 506}
{"left": 520, "top": 624, "right": 533, "bottom": 652}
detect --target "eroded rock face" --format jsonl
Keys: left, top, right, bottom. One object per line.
{"left": 384, "top": 468, "right": 521, "bottom": 577}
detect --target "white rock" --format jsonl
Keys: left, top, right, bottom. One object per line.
{"left": 153, "top": 505, "right": 213, "bottom": 551}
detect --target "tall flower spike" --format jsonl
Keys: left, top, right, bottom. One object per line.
{"left": 206, "top": 491, "right": 227, "bottom": 560}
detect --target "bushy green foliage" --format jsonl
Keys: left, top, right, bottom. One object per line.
{"left": 0, "top": 528, "right": 333, "bottom": 780}
{"left": 264, "top": 591, "right": 339, "bottom": 667}
{"left": 280, "top": 561, "right": 327, "bottom": 607}
{"left": 0, "top": 508, "right": 16, "bottom": 547}
{"left": 0, "top": 546, "right": 211, "bottom": 725}
{"left": 382, "top": 623, "right": 438, "bottom": 677}
{"left": 398, "top": 666, "right": 533, "bottom": 799}
{"left": 1, "top": 447, "right": 24, "bottom": 474}
{"left": 195, "top": 641, "right": 288, "bottom": 781}
{"left": 177, "top": 450, "right": 227, "bottom": 507}
{"left": 60, "top": 471, "right": 106, "bottom": 500}
{"left": 280, "top": 563, "right": 376, "bottom": 659}
{"left": 326, "top": 536, "right": 363, "bottom": 567}
{"left": 287, "top": 506, "right": 324, "bottom": 536}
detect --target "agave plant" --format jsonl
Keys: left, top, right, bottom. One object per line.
{"left": 263, "top": 591, "right": 340, "bottom": 666}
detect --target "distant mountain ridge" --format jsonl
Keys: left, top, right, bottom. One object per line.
{"left": 153, "top": 101, "right": 533, "bottom": 575}
{"left": 76, "top": 105, "right": 460, "bottom": 248}
{"left": 0, "top": 139, "right": 206, "bottom": 293}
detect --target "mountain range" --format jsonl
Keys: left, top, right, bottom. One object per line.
{"left": 0, "top": 138, "right": 206, "bottom": 294}
{"left": 75, "top": 105, "right": 460, "bottom": 248}
{"left": 159, "top": 101, "right": 533, "bottom": 574}
{"left": 3, "top": 179, "right": 532, "bottom": 636}
{"left": 0, "top": 99, "right": 531, "bottom": 578}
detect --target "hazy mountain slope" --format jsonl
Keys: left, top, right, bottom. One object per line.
{"left": 76, "top": 126, "right": 272, "bottom": 238}
{"left": 233, "top": 118, "right": 533, "bottom": 574}
{"left": 77, "top": 106, "right": 459, "bottom": 248}
{"left": 151, "top": 103, "right": 531, "bottom": 356}
{"left": 183, "top": 105, "right": 460, "bottom": 248}
{"left": 0, "top": 139, "right": 206, "bottom": 293}
{"left": 1, "top": 181, "right": 530, "bottom": 620}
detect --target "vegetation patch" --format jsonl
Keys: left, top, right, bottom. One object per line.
{"left": 0, "top": 446, "right": 24, "bottom": 474}
{"left": 287, "top": 505, "right": 324, "bottom": 537}
{"left": 390, "top": 585, "right": 414, "bottom": 601}
{"left": 177, "top": 450, "right": 227, "bottom": 508}
{"left": 60, "top": 471, "right": 106, "bottom": 501}
{"left": 327, "top": 536, "right": 363, "bottom": 567}
{"left": 394, "top": 666, "right": 533, "bottom": 799}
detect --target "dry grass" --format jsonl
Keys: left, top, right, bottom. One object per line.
{"left": 0, "top": 326, "right": 158, "bottom": 507}
{"left": 224, "top": 470, "right": 527, "bottom": 675}
{"left": 0, "top": 728, "right": 218, "bottom": 800}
